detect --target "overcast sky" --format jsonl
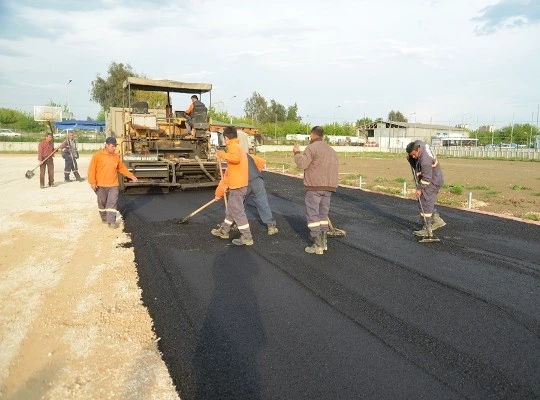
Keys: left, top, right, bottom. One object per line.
{"left": 0, "top": 0, "right": 539, "bottom": 128}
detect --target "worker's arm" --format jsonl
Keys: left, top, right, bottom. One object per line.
{"left": 214, "top": 169, "right": 229, "bottom": 200}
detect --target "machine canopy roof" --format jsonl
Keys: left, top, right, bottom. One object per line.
{"left": 123, "top": 77, "right": 212, "bottom": 94}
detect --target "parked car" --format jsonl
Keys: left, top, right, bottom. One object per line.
{"left": 0, "top": 129, "right": 22, "bottom": 137}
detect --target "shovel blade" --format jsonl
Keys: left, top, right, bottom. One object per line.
{"left": 327, "top": 228, "right": 346, "bottom": 238}
{"left": 419, "top": 236, "right": 441, "bottom": 243}
{"left": 25, "top": 170, "right": 35, "bottom": 179}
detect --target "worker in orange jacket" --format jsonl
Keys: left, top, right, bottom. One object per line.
{"left": 87, "top": 137, "right": 138, "bottom": 229}
{"left": 211, "top": 126, "right": 253, "bottom": 246}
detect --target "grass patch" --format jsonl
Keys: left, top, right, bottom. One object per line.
{"left": 448, "top": 184, "right": 463, "bottom": 195}
{"left": 393, "top": 177, "right": 406, "bottom": 183}
{"left": 522, "top": 213, "right": 539, "bottom": 221}
{"left": 532, "top": 192, "right": 540, "bottom": 197}
{"left": 437, "top": 198, "right": 461, "bottom": 206}
{"left": 373, "top": 186, "right": 402, "bottom": 195}
{"left": 468, "top": 185, "right": 490, "bottom": 190}
{"left": 374, "top": 177, "right": 388, "bottom": 183}
{"left": 511, "top": 185, "right": 531, "bottom": 190}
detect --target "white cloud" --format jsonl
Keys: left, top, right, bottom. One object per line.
{"left": 0, "top": 0, "right": 538, "bottom": 126}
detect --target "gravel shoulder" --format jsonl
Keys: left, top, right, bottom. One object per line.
{"left": 0, "top": 155, "right": 179, "bottom": 399}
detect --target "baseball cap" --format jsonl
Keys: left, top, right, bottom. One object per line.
{"left": 105, "top": 137, "right": 117, "bottom": 145}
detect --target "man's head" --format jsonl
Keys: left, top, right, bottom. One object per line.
{"left": 223, "top": 126, "right": 237, "bottom": 141}
{"left": 68, "top": 132, "right": 74, "bottom": 139}
{"left": 191, "top": 95, "right": 198, "bottom": 102}
{"left": 406, "top": 141, "right": 421, "bottom": 159}
{"left": 310, "top": 126, "right": 324, "bottom": 143}
{"left": 105, "top": 137, "right": 117, "bottom": 154}
{"left": 45, "top": 133, "right": 53, "bottom": 142}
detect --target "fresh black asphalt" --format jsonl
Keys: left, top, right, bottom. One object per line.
{"left": 119, "top": 171, "right": 540, "bottom": 400}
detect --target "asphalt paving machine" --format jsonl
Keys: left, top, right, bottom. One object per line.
{"left": 115, "top": 77, "right": 223, "bottom": 193}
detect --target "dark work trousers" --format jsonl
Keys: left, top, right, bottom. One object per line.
{"left": 305, "top": 190, "right": 332, "bottom": 238}
{"left": 39, "top": 158, "right": 54, "bottom": 187}
{"left": 246, "top": 177, "right": 276, "bottom": 226}
{"left": 63, "top": 154, "right": 78, "bottom": 175}
{"left": 419, "top": 184, "right": 440, "bottom": 224}
{"left": 220, "top": 186, "right": 252, "bottom": 239}
{"left": 96, "top": 186, "right": 120, "bottom": 223}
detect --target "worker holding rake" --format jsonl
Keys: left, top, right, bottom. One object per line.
{"left": 406, "top": 140, "right": 446, "bottom": 237}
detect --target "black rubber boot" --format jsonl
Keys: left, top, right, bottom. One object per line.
{"left": 74, "top": 171, "right": 84, "bottom": 182}
{"left": 305, "top": 234, "right": 324, "bottom": 255}
{"left": 64, "top": 173, "right": 72, "bottom": 182}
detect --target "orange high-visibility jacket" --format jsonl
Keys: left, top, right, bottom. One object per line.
{"left": 215, "top": 154, "right": 266, "bottom": 198}
{"left": 214, "top": 139, "right": 250, "bottom": 198}
{"left": 88, "top": 149, "right": 134, "bottom": 187}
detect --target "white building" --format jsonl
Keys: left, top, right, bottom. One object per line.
{"left": 357, "top": 120, "right": 468, "bottom": 149}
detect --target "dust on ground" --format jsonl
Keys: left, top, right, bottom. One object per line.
{"left": 264, "top": 152, "right": 540, "bottom": 221}
{"left": 0, "top": 155, "right": 179, "bottom": 400}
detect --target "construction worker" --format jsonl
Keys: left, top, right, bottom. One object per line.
{"left": 236, "top": 129, "right": 279, "bottom": 235}
{"left": 37, "top": 132, "right": 60, "bottom": 189}
{"left": 293, "top": 126, "right": 339, "bottom": 255}
{"left": 184, "top": 95, "right": 205, "bottom": 136}
{"left": 406, "top": 140, "right": 446, "bottom": 236}
{"left": 60, "top": 132, "right": 84, "bottom": 182}
{"left": 211, "top": 126, "right": 253, "bottom": 246}
{"left": 87, "top": 137, "right": 138, "bottom": 229}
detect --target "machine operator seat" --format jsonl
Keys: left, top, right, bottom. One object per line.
{"left": 192, "top": 103, "right": 210, "bottom": 136}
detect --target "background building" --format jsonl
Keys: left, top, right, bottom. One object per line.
{"left": 357, "top": 121, "right": 468, "bottom": 149}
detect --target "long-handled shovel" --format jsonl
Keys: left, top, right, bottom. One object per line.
{"left": 327, "top": 219, "right": 346, "bottom": 237}
{"left": 25, "top": 148, "right": 58, "bottom": 179}
{"left": 178, "top": 198, "right": 217, "bottom": 224}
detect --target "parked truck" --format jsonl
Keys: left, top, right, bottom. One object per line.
{"left": 106, "top": 77, "right": 223, "bottom": 192}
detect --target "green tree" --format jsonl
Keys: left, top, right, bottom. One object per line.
{"left": 388, "top": 110, "right": 407, "bottom": 122}
{"left": 96, "top": 110, "right": 105, "bottom": 121}
{"left": 244, "top": 92, "right": 268, "bottom": 123}
{"left": 355, "top": 117, "right": 373, "bottom": 127}
{"left": 268, "top": 100, "right": 287, "bottom": 123}
{"left": 286, "top": 103, "right": 300, "bottom": 122}
{"left": 90, "top": 62, "right": 138, "bottom": 110}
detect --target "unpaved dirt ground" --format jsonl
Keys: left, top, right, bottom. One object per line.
{"left": 264, "top": 152, "right": 540, "bottom": 220}
{"left": 0, "top": 155, "right": 179, "bottom": 400}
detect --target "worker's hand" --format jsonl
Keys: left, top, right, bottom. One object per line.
{"left": 39, "top": 161, "right": 43, "bottom": 165}
{"left": 216, "top": 150, "right": 224, "bottom": 159}
{"left": 415, "top": 189, "right": 421, "bottom": 198}
{"left": 91, "top": 184, "right": 97, "bottom": 192}
{"left": 293, "top": 143, "right": 300, "bottom": 154}
{"left": 130, "top": 176, "right": 139, "bottom": 182}
{"left": 214, "top": 195, "right": 222, "bottom": 201}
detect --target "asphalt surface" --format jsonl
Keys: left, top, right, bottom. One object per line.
{"left": 119, "top": 172, "right": 540, "bottom": 400}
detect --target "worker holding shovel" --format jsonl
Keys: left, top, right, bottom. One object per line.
{"left": 37, "top": 133, "right": 60, "bottom": 189}
{"left": 210, "top": 126, "right": 253, "bottom": 246}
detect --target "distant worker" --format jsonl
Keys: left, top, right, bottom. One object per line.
{"left": 60, "top": 131, "right": 84, "bottom": 182}
{"left": 184, "top": 95, "right": 206, "bottom": 136}
{"left": 406, "top": 140, "right": 446, "bottom": 236}
{"left": 293, "top": 126, "right": 339, "bottom": 255}
{"left": 211, "top": 126, "right": 253, "bottom": 245}
{"left": 37, "top": 132, "right": 60, "bottom": 189}
{"left": 236, "top": 129, "right": 278, "bottom": 235}
{"left": 87, "top": 137, "right": 139, "bottom": 229}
